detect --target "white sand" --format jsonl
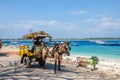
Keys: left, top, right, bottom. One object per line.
{"left": 0, "top": 46, "right": 120, "bottom": 80}
{"left": 62, "top": 54, "right": 120, "bottom": 75}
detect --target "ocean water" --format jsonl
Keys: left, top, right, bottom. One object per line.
{"left": 70, "top": 40, "right": 120, "bottom": 60}
{"left": 2, "top": 39, "right": 120, "bottom": 60}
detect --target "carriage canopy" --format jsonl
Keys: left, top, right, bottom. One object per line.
{"left": 21, "top": 31, "right": 51, "bottom": 39}
{"left": 20, "top": 31, "right": 52, "bottom": 46}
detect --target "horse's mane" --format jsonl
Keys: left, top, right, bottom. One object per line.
{"left": 59, "top": 41, "right": 70, "bottom": 46}
{"left": 64, "top": 41, "right": 70, "bottom": 45}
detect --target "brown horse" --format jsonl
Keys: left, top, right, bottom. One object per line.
{"left": 40, "top": 41, "right": 71, "bottom": 73}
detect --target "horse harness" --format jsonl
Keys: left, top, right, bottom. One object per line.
{"left": 44, "top": 43, "right": 70, "bottom": 57}
{"left": 44, "top": 44, "right": 60, "bottom": 57}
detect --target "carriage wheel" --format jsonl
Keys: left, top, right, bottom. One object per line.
{"left": 23, "top": 56, "right": 31, "bottom": 68}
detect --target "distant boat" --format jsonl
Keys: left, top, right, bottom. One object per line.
{"left": 71, "top": 42, "right": 80, "bottom": 46}
{"left": 102, "top": 42, "right": 120, "bottom": 46}
{"left": 11, "top": 41, "right": 19, "bottom": 45}
{"left": 94, "top": 40, "right": 120, "bottom": 46}
{"left": 93, "top": 40, "right": 105, "bottom": 44}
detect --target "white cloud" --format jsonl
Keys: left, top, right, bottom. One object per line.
{"left": 0, "top": 20, "right": 75, "bottom": 30}
{"left": 81, "top": 16, "right": 120, "bottom": 37}
{"left": 100, "top": 17, "right": 112, "bottom": 22}
{"left": 85, "top": 17, "right": 112, "bottom": 23}
{"left": 70, "top": 10, "right": 87, "bottom": 15}
{"left": 1, "top": 17, "right": 120, "bottom": 38}
{"left": 85, "top": 18, "right": 98, "bottom": 23}
{"left": 19, "top": 20, "right": 76, "bottom": 31}
{"left": 47, "top": 21, "right": 58, "bottom": 26}
{"left": 85, "top": 16, "right": 120, "bottom": 30}
{"left": 0, "top": 20, "right": 77, "bottom": 38}
{"left": 100, "top": 20, "right": 120, "bottom": 29}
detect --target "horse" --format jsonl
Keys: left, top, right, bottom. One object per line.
{"left": 40, "top": 41, "right": 71, "bottom": 73}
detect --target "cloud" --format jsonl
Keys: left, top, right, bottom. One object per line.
{"left": 18, "top": 20, "right": 76, "bottom": 31}
{"left": 85, "top": 16, "right": 120, "bottom": 29}
{"left": 1, "top": 17, "right": 120, "bottom": 38}
{"left": 100, "top": 20, "right": 120, "bottom": 29}
{"left": 0, "top": 20, "right": 77, "bottom": 38}
{"left": 0, "top": 20, "right": 76, "bottom": 31}
{"left": 80, "top": 16, "right": 120, "bottom": 37}
{"left": 70, "top": 10, "right": 87, "bottom": 15}
{"left": 96, "top": 17, "right": 120, "bottom": 30}
{"left": 85, "top": 17, "right": 112, "bottom": 23}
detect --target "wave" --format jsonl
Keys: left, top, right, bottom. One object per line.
{"left": 93, "top": 40, "right": 105, "bottom": 44}
{"left": 92, "top": 40, "right": 120, "bottom": 46}
{"left": 70, "top": 42, "right": 80, "bottom": 46}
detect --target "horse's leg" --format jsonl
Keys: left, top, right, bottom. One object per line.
{"left": 38, "top": 57, "right": 42, "bottom": 67}
{"left": 58, "top": 58, "right": 61, "bottom": 71}
{"left": 42, "top": 55, "right": 46, "bottom": 70}
{"left": 54, "top": 60, "right": 57, "bottom": 73}
{"left": 42, "top": 59, "right": 46, "bottom": 70}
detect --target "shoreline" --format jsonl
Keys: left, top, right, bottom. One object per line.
{"left": 70, "top": 52, "right": 120, "bottom": 62}
{"left": 70, "top": 53, "right": 120, "bottom": 62}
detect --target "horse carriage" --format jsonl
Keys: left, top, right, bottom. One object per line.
{"left": 19, "top": 31, "right": 52, "bottom": 68}
{"left": 19, "top": 31, "right": 71, "bottom": 73}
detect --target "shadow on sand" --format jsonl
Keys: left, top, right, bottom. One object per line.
{"left": 0, "top": 53, "right": 8, "bottom": 57}
{"left": 0, "top": 61, "right": 120, "bottom": 80}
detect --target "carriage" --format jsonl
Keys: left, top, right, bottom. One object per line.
{"left": 76, "top": 56, "right": 99, "bottom": 70}
{"left": 19, "top": 31, "right": 71, "bottom": 73}
{"left": 19, "top": 31, "right": 52, "bottom": 67}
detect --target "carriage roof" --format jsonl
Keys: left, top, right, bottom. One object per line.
{"left": 21, "top": 31, "right": 51, "bottom": 40}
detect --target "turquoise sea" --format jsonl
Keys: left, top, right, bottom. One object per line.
{"left": 2, "top": 39, "right": 120, "bottom": 60}
{"left": 70, "top": 40, "right": 120, "bottom": 60}
{"left": 71, "top": 44, "right": 120, "bottom": 59}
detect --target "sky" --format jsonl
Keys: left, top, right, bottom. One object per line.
{"left": 0, "top": 0, "right": 120, "bottom": 39}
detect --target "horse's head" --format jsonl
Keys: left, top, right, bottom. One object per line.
{"left": 59, "top": 41, "right": 71, "bottom": 56}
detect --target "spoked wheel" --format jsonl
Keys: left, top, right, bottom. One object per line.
{"left": 23, "top": 56, "right": 31, "bottom": 68}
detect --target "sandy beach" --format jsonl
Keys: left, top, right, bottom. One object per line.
{"left": 0, "top": 46, "right": 120, "bottom": 80}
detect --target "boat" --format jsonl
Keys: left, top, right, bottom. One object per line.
{"left": 71, "top": 42, "right": 80, "bottom": 46}
{"left": 94, "top": 40, "right": 120, "bottom": 46}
